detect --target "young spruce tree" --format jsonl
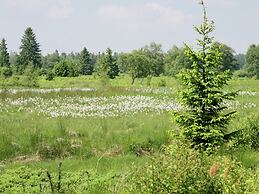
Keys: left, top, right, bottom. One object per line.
{"left": 0, "top": 38, "right": 12, "bottom": 78}
{"left": 95, "top": 48, "right": 119, "bottom": 79}
{"left": 80, "top": 47, "right": 93, "bottom": 75}
{"left": 106, "top": 48, "right": 119, "bottom": 79}
{"left": 174, "top": 0, "right": 236, "bottom": 152}
{"left": 0, "top": 38, "right": 10, "bottom": 67}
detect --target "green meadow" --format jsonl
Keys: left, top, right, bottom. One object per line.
{"left": 0, "top": 76, "right": 259, "bottom": 193}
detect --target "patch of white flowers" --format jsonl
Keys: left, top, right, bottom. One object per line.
{"left": 238, "top": 91, "right": 259, "bottom": 96}
{"left": 222, "top": 101, "right": 257, "bottom": 110}
{"left": 0, "top": 88, "right": 257, "bottom": 118}
{"left": 0, "top": 95, "right": 182, "bottom": 118}
{"left": 128, "top": 87, "right": 174, "bottom": 95}
{"left": 0, "top": 88, "right": 96, "bottom": 94}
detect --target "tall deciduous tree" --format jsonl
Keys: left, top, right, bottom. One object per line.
{"left": 121, "top": 50, "right": 149, "bottom": 84}
{"left": 143, "top": 42, "right": 164, "bottom": 76}
{"left": 246, "top": 44, "right": 259, "bottom": 78}
{"left": 174, "top": 0, "right": 236, "bottom": 152}
{"left": 18, "top": 27, "right": 41, "bottom": 73}
{"left": 44, "top": 50, "right": 60, "bottom": 68}
{"left": 234, "top": 53, "right": 246, "bottom": 70}
{"left": 0, "top": 38, "right": 10, "bottom": 67}
{"left": 164, "top": 46, "right": 191, "bottom": 77}
{"left": 213, "top": 42, "right": 239, "bottom": 72}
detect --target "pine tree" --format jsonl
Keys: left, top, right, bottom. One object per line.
{"left": 174, "top": 0, "right": 236, "bottom": 152}
{"left": 106, "top": 48, "right": 119, "bottom": 79}
{"left": 18, "top": 27, "right": 42, "bottom": 74}
{"left": 80, "top": 47, "right": 93, "bottom": 75}
{"left": 0, "top": 38, "right": 10, "bottom": 67}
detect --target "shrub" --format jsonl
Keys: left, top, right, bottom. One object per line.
{"left": 233, "top": 69, "right": 249, "bottom": 78}
{"left": 129, "top": 140, "right": 155, "bottom": 156}
{"left": 22, "top": 64, "right": 39, "bottom": 87}
{"left": 232, "top": 115, "right": 259, "bottom": 150}
{"left": 157, "top": 78, "right": 167, "bottom": 87}
{"left": 54, "top": 59, "right": 79, "bottom": 77}
{"left": 0, "top": 66, "right": 12, "bottom": 78}
{"left": 45, "top": 70, "right": 54, "bottom": 81}
{"left": 127, "top": 138, "right": 259, "bottom": 194}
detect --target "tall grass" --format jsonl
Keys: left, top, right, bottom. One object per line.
{"left": 0, "top": 111, "right": 171, "bottom": 161}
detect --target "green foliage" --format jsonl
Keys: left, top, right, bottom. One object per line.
{"left": 18, "top": 27, "right": 42, "bottom": 74}
{"left": 0, "top": 38, "right": 10, "bottom": 68}
{"left": 129, "top": 139, "right": 162, "bottom": 156}
{"left": 95, "top": 48, "right": 119, "bottom": 79}
{"left": 106, "top": 48, "right": 119, "bottom": 79}
{"left": 174, "top": 1, "right": 236, "bottom": 151}
{"left": 157, "top": 78, "right": 167, "bottom": 87}
{"left": 20, "top": 63, "right": 39, "bottom": 87}
{"left": 213, "top": 42, "right": 239, "bottom": 72}
{"left": 79, "top": 47, "right": 94, "bottom": 75}
{"left": 232, "top": 115, "right": 259, "bottom": 150}
{"left": 143, "top": 42, "right": 164, "bottom": 77}
{"left": 121, "top": 50, "right": 149, "bottom": 84}
{"left": 118, "top": 42, "right": 164, "bottom": 82}
{"left": 164, "top": 46, "right": 191, "bottom": 77}
{"left": 45, "top": 69, "right": 55, "bottom": 81}
{"left": 233, "top": 69, "right": 249, "bottom": 78}
{"left": 128, "top": 139, "right": 259, "bottom": 194}
{"left": 54, "top": 59, "right": 79, "bottom": 77}
{"left": 94, "top": 55, "right": 110, "bottom": 86}
{"left": 234, "top": 53, "right": 246, "bottom": 70}
{"left": 42, "top": 50, "right": 60, "bottom": 71}
{"left": 0, "top": 66, "right": 12, "bottom": 78}
{"left": 117, "top": 53, "right": 128, "bottom": 73}
{"left": 245, "top": 44, "right": 259, "bottom": 78}
{"left": 95, "top": 48, "right": 118, "bottom": 79}
{"left": 0, "top": 166, "right": 120, "bottom": 193}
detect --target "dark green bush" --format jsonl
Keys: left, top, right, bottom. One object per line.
{"left": 0, "top": 66, "right": 12, "bottom": 78}
{"left": 54, "top": 59, "right": 79, "bottom": 77}
{"left": 45, "top": 70, "right": 54, "bottom": 81}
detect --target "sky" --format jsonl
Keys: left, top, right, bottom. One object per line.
{"left": 0, "top": 0, "right": 258, "bottom": 55}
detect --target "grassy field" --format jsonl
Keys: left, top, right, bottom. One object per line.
{"left": 0, "top": 75, "right": 259, "bottom": 193}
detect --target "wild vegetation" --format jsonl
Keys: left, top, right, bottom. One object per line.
{"left": 0, "top": 0, "right": 259, "bottom": 193}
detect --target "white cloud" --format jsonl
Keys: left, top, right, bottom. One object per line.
{"left": 8, "top": 0, "right": 48, "bottom": 8}
{"left": 97, "top": 3, "right": 190, "bottom": 28}
{"left": 48, "top": 0, "right": 73, "bottom": 20}
{"left": 4, "top": 0, "right": 73, "bottom": 20}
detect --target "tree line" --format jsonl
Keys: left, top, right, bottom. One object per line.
{"left": 0, "top": 27, "right": 258, "bottom": 83}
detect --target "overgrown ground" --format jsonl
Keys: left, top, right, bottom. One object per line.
{"left": 0, "top": 75, "right": 259, "bottom": 193}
